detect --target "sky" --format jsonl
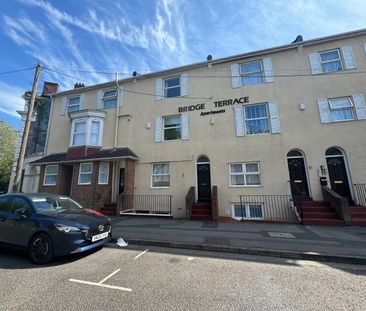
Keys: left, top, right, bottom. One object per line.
{"left": 0, "top": 0, "right": 366, "bottom": 129}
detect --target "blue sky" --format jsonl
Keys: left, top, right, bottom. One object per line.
{"left": 1, "top": 0, "right": 366, "bottom": 129}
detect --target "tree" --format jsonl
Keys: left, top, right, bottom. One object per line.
{"left": 0, "top": 121, "right": 18, "bottom": 193}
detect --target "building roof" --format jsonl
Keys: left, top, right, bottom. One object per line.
{"left": 53, "top": 28, "right": 366, "bottom": 97}
{"left": 31, "top": 147, "right": 139, "bottom": 165}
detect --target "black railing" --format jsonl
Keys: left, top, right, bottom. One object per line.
{"left": 354, "top": 184, "right": 366, "bottom": 207}
{"left": 239, "top": 195, "right": 298, "bottom": 221}
{"left": 120, "top": 195, "right": 172, "bottom": 215}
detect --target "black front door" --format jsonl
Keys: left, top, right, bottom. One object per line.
{"left": 197, "top": 163, "right": 211, "bottom": 202}
{"left": 63, "top": 165, "right": 73, "bottom": 196}
{"left": 119, "top": 168, "right": 125, "bottom": 195}
{"left": 287, "top": 157, "right": 310, "bottom": 198}
{"left": 326, "top": 156, "right": 353, "bottom": 205}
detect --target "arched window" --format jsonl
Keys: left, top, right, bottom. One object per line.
{"left": 287, "top": 150, "right": 303, "bottom": 157}
{"left": 325, "top": 147, "right": 343, "bottom": 156}
{"left": 197, "top": 156, "right": 209, "bottom": 163}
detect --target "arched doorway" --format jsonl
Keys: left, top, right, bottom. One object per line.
{"left": 325, "top": 147, "right": 353, "bottom": 205}
{"left": 196, "top": 156, "right": 211, "bottom": 202}
{"left": 287, "top": 149, "right": 310, "bottom": 198}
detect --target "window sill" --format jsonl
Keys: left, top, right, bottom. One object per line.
{"left": 42, "top": 184, "right": 57, "bottom": 187}
{"left": 151, "top": 187, "right": 170, "bottom": 189}
{"left": 78, "top": 183, "right": 92, "bottom": 186}
{"left": 229, "top": 185, "right": 262, "bottom": 188}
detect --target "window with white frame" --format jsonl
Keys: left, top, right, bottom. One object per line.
{"left": 71, "top": 118, "right": 102, "bottom": 146}
{"left": 152, "top": 163, "right": 170, "bottom": 188}
{"left": 244, "top": 104, "right": 270, "bottom": 135}
{"left": 240, "top": 60, "right": 264, "bottom": 86}
{"left": 328, "top": 97, "right": 354, "bottom": 122}
{"left": 67, "top": 96, "right": 81, "bottom": 113}
{"left": 43, "top": 165, "right": 58, "bottom": 186}
{"left": 78, "top": 163, "right": 93, "bottom": 185}
{"left": 103, "top": 90, "right": 117, "bottom": 109}
{"left": 98, "top": 162, "right": 109, "bottom": 184}
{"left": 229, "top": 163, "right": 261, "bottom": 186}
{"left": 319, "top": 49, "right": 342, "bottom": 73}
{"left": 163, "top": 115, "right": 181, "bottom": 140}
{"left": 232, "top": 203, "right": 264, "bottom": 220}
{"left": 164, "top": 76, "right": 180, "bottom": 98}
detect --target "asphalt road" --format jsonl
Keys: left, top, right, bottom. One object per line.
{"left": 0, "top": 244, "right": 365, "bottom": 311}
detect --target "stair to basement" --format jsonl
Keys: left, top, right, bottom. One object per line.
{"left": 191, "top": 202, "right": 212, "bottom": 221}
{"left": 301, "top": 200, "right": 344, "bottom": 226}
{"left": 100, "top": 203, "right": 117, "bottom": 216}
{"left": 349, "top": 207, "right": 366, "bottom": 226}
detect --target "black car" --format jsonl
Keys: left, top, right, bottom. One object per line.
{"left": 0, "top": 193, "right": 111, "bottom": 264}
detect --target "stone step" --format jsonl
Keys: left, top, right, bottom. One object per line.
{"left": 301, "top": 201, "right": 331, "bottom": 208}
{"left": 191, "top": 214, "right": 212, "bottom": 221}
{"left": 302, "top": 218, "right": 344, "bottom": 226}
{"left": 301, "top": 207, "right": 335, "bottom": 213}
{"left": 302, "top": 212, "right": 339, "bottom": 219}
{"left": 351, "top": 219, "right": 366, "bottom": 226}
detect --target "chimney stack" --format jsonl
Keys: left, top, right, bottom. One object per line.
{"left": 74, "top": 82, "right": 85, "bottom": 89}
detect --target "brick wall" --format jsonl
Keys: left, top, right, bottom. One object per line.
{"left": 38, "top": 162, "right": 112, "bottom": 210}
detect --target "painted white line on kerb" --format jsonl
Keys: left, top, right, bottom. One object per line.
{"left": 98, "top": 269, "right": 121, "bottom": 284}
{"left": 134, "top": 249, "right": 149, "bottom": 260}
{"left": 69, "top": 279, "right": 132, "bottom": 292}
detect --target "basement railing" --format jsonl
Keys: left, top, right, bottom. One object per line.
{"left": 120, "top": 195, "right": 172, "bottom": 216}
{"left": 239, "top": 194, "right": 299, "bottom": 222}
{"left": 354, "top": 184, "right": 366, "bottom": 207}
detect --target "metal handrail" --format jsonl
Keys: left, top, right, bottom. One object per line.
{"left": 239, "top": 194, "right": 298, "bottom": 222}
{"left": 120, "top": 194, "right": 172, "bottom": 215}
{"left": 354, "top": 184, "right": 366, "bottom": 207}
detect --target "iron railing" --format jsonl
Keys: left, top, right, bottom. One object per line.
{"left": 120, "top": 195, "right": 172, "bottom": 215}
{"left": 354, "top": 184, "right": 366, "bottom": 207}
{"left": 239, "top": 195, "right": 298, "bottom": 222}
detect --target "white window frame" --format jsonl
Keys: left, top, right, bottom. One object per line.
{"left": 231, "top": 203, "right": 264, "bottom": 220}
{"left": 43, "top": 165, "right": 58, "bottom": 186}
{"left": 67, "top": 96, "right": 81, "bottom": 113}
{"left": 328, "top": 97, "right": 354, "bottom": 122}
{"left": 164, "top": 76, "right": 181, "bottom": 98}
{"left": 78, "top": 163, "right": 93, "bottom": 185}
{"left": 98, "top": 162, "right": 110, "bottom": 185}
{"left": 163, "top": 115, "right": 182, "bottom": 141}
{"left": 229, "top": 162, "right": 261, "bottom": 187}
{"left": 102, "top": 89, "right": 117, "bottom": 109}
{"left": 244, "top": 103, "right": 270, "bottom": 135}
{"left": 70, "top": 117, "right": 103, "bottom": 147}
{"left": 151, "top": 163, "right": 170, "bottom": 188}
{"left": 319, "top": 49, "right": 343, "bottom": 73}
{"left": 239, "top": 60, "right": 264, "bottom": 86}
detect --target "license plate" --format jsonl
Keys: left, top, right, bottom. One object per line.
{"left": 92, "top": 231, "right": 109, "bottom": 242}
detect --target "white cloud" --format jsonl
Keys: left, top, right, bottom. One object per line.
{"left": 0, "top": 82, "right": 25, "bottom": 118}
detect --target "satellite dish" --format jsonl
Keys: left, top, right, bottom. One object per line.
{"left": 133, "top": 71, "right": 138, "bottom": 77}
{"left": 207, "top": 54, "right": 213, "bottom": 61}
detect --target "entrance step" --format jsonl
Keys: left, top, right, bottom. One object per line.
{"left": 352, "top": 219, "right": 366, "bottom": 226}
{"left": 301, "top": 207, "right": 335, "bottom": 213}
{"left": 301, "top": 201, "right": 331, "bottom": 208}
{"left": 191, "top": 202, "right": 212, "bottom": 221}
{"left": 100, "top": 203, "right": 117, "bottom": 216}
{"left": 349, "top": 207, "right": 366, "bottom": 226}
{"left": 302, "top": 218, "right": 344, "bottom": 225}
{"left": 302, "top": 212, "right": 339, "bottom": 219}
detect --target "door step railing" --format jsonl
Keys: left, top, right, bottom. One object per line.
{"left": 239, "top": 195, "right": 298, "bottom": 222}
{"left": 120, "top": 195, "right": 172, "bottom": 216}
{"left": 354, "top": 184, "right": 366, "bottom": 207}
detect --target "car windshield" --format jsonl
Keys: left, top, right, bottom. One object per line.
{"left": 31, "top": 196, "right": 83, "bottom": 212}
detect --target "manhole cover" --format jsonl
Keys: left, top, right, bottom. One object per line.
{"left": 268, "top": 232, "right": 296, "bottom": 239}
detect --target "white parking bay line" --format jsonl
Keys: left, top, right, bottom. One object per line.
{"left": 98, "top": 269, "right": 121, "bottom": 284}
{"left": 134, "top": 249, "right": 149, "bottom": 260}
{"left": 69, "top": 279, "right": 132, "bottom": 292}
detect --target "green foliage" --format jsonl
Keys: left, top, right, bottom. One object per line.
{"left": 0, "top": 121, "right": 18, "bottom": 193}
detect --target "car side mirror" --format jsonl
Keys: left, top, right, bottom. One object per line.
{"left": 16, "top": 208, "right": 31, "bottom": 218}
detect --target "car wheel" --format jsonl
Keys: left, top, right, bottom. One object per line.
{"left": 29, "top": 233, "right": 53, "bottom": 265}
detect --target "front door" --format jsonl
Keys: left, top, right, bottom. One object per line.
{"left": 287, "top": 157, "right": 310, "bottom": 198}
{"left": 119, "top": 168, "right": 125, "bottom": 195}
{"left": 326, "top": 156, "right": 353, "bottom": 205}
{"left": 197, "top": 162, "right": 211, "bottom": 202}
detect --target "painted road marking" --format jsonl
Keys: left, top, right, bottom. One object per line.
{"left": 134, "top": 249, "right": 149, "bottom": 260}
{"left": 268, "top": 232, "right": 296, "bottom": 239}
{"left": 98, "top": 269, "right": 121, "bottom": 284}
{"left": 69, "top": 279, "right": 132, "bottom": 292}
{"left": 69, "top": 268, "right": 131, "bottom": 292}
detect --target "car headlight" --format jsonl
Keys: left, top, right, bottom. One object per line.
{"left": 54, "top": 224, "right": 81, "bottom": 233}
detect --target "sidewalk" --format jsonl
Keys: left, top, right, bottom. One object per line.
{"left": 110, "top": 216, "right": 366, "bottom": 264}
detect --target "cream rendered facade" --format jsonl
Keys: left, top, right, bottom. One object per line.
{"left": 40, "top": 29, "right": 366, "bottom": 219}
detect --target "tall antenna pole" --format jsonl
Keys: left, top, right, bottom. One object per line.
{"left": 12, "top": 63, "right": 42, "bottom": 192}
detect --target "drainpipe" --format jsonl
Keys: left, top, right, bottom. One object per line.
{"left": 114, "top": 72, "right": 119, "bottom": 148}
